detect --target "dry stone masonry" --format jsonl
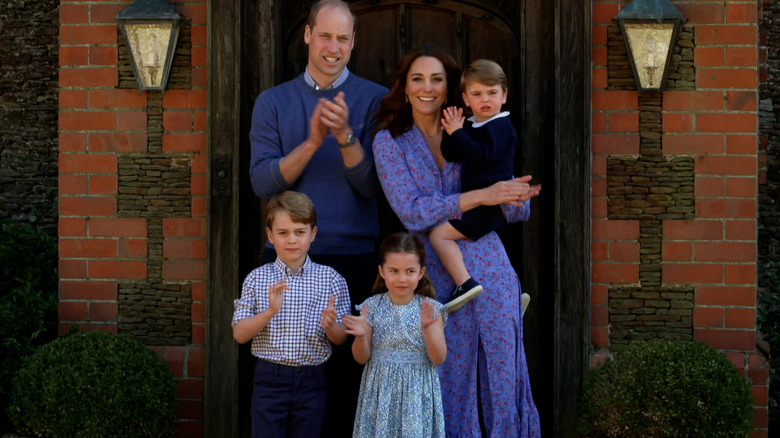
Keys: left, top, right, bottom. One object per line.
{"left": 117, "top": 92, "right": 192, "bottom": 345}
{"left": 606, "top": 23, "right": 696, "bottom": 347}
{"left": 0, "top": 0, "right": 59, "bottom": 231}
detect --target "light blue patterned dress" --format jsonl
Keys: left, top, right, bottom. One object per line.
{"left": 352, "top": 293, "right": 446, "bottom": 438}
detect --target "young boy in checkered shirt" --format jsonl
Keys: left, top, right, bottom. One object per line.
{"left": 232, "top": 191, "right": 351, "bottom": 438}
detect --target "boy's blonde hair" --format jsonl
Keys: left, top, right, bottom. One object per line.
{"left": 461, "top": 59, "right": 507, "bottom": 91}
{"left": 265, "top": 191, "right": 317, "bottom": 229}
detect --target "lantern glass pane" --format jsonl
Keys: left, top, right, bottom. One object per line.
{"left": 124, "top": 22, "right": 173, "bottom": 89}
{"left": 624, "top": 22, "right": 675, "bottom": 90}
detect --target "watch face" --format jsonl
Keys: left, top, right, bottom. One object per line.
{"left": 339, "top": 133, "right": 356, "bottom": 148}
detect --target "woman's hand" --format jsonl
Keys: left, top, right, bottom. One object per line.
{"left": 482, "top": 175, "right": 541, "bottom": 206}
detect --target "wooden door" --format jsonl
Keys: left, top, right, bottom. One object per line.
{"left": 280, "top": 0, "right": 553, "bottom": 429}
{"left": 207, "top": 1, "right": 589, "bottom": 437}
{"left": 284, "top": 2, "right": 519, "bottom": 94}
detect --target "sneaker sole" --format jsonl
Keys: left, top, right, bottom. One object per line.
{"left": 521, "top": 293, "right": 530, "bottom": 317}
{"left": 445, "top": 285, "right": 484, "bottom": 312}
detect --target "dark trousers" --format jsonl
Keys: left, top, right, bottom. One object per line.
{"left": 262, "top": 249, "right": 378, "bottom": 437}
{"left": 251, "top": 359, "right": 326, "bottom": 438}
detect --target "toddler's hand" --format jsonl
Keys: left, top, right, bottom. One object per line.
{"left": 441, "top": 106, "right": 464, "bottom": 135}
{"left": 320, "top": 296, "right": 338, "bottom": 330}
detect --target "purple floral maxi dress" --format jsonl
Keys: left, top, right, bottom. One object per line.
{"left": 373, "top": 127, "right": 542, "bottom": 437}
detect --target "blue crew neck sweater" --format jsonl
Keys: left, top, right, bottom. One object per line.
{"left": 249, "top": 73, "right": 388, "bottom": 255}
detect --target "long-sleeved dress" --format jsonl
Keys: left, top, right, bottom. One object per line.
{"left": 373, "top": 126, "right": 541, "bottom": 437}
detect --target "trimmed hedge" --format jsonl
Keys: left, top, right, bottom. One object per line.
{"left": 8, "top": 331, "right": 177, "bottom": 437}
{"left": 0, "top": 223, "right": 58, "bottom": 432}
{"left": 579, "top": 340, "right": 753, "bottom": 438}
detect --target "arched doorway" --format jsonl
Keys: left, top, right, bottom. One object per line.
{"left": 207, "top": 1, "right": 589, "bottom": 436}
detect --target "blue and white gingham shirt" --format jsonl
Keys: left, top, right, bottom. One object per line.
{"left": 232, "top": 256, "right": 351, "bottom": 366}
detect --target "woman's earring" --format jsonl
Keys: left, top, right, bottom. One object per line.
{"left": 405, "top": 94, "right": 409, "bottom": 103}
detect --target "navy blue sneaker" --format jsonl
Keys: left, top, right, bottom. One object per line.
{"left": 444, "top": 278, "right": 483, "bottom": 312}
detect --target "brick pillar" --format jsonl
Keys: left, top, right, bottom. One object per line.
{"left": 591, "top": 1, "right": 768, "bottom": 436}
{"left": 58, "top": 1, "right": 207, "bottom": 436}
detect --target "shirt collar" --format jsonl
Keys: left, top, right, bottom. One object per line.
{"left": 304, "top": 66, "right": 350, "bottom": 91}
{"left": 274, "top": 255, "right": 311, "bottom": 277}
{"left": 467, "top": 111, "right": 511, "bottom": 128}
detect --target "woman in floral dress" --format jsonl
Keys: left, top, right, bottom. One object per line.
{"left": 371, "top": 45, "right": 542, "bottom": 437}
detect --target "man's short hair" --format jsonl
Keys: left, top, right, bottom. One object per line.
{"left": 461, "top": 59, "right": 507, "bottom": 91}
{"left": 307, "top": 0, "right": 357, "bottom": 31}
{"left": 266, "top": 191, "right": 317, "bottom": 229}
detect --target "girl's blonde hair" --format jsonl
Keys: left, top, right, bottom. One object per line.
{"left": 372, "top": 233, "right": 437, "bottom": 299}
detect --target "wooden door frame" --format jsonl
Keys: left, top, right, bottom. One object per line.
{"left": 206, "top": 0, "right": 590, "bottom": 436}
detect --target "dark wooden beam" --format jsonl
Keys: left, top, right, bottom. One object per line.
{"left": 206, "top": 0, "right": 241, "bottom": 435}
{"left": 519, "top": 0, "right": 556, "bottom": 431}
{"left": 553, "top": 0, "right": 591, "bottom": 436}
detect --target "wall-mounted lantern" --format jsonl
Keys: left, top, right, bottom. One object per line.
{"left": 117, "top": 0, "right": 183, "bottom": 93}
{"left": 614, "top": 0, "right": 686, "bottom": 94}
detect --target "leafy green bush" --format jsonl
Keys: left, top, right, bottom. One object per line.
{"left": 758, "top": 261, "right": 780, "bottom": 352}
{"left": 757, "top": 261, "right": 780, "bottom": 434}
{"left": 8, "top": 330, "right": 177, "bottom": 437}
{"left": 579, "top": 340, "right": 753, "bottom": 438}
{"left": 0, "top": 222, "right": 58, "bottom": 432}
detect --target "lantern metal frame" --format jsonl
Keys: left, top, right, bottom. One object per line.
{"left": 614, "top": 0, "right": 686, "bottom": 94}
{"left": 116, "top": 0, "right": 183, "bottom": 93}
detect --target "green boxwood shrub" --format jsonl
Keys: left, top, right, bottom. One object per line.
{"left": 578, "top": 340, "right": 753, "bottom": 438}
{"left": 8, "top": 330, "right": 177, "bottom": 437}
{"left": 0, "top": 222, "right": 58, "bottom": 432}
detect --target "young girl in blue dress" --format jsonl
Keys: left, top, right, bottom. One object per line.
{"left": 343, "top": 233, "right": 447, "bottom": 438}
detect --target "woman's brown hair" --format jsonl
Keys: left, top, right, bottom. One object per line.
{"left": 372, "top": 232, "right": 437, "bottom": 299}
{"left": 373, "top": 44, "right": 461, "bottom": 138}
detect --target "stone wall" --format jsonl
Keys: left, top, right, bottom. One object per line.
{"left": 759, "top": 0, "right": 780, "bottom": 432}
{"left": 0, "top": 0, "right": 59, "bottom": 233}
{"left": 605, "top": 24, "right": 696, "bottom": 346}
{"left": 760, "top": 1, "right": 780, "bottom": 272}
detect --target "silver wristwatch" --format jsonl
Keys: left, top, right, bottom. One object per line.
{"left": 337, "top": 133, "right": 356, "bottom": 148}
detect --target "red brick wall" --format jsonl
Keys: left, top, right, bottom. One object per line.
{"left": 591, "top": 1, "right": 769, "bottom": 436}
{"left": 55, "top": 0, "right": 772, "bottom": 435}
{"left": 58, "top": 0, "right": 207, "bottom": 435}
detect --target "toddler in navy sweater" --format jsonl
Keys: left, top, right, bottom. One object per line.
{"left": 433, "top": 59, "right": 538, "bottom": 312}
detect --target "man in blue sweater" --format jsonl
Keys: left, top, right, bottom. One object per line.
{"left": 248, "top": 0, "right": 387, "bottom": 435}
